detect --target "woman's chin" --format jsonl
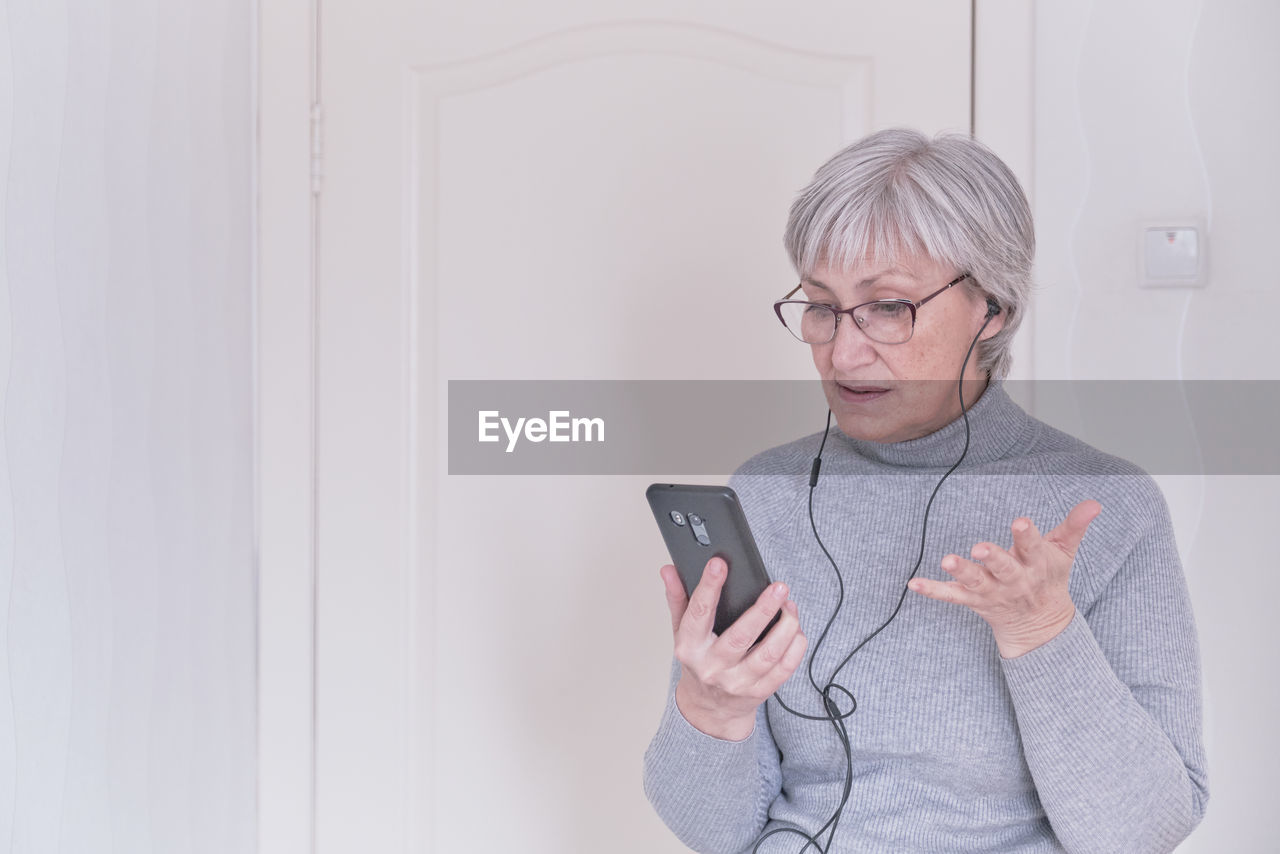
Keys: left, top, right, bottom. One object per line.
{"left": 829, "top": 403, "right": 940, "bottom": 444}
{"left": 828, "top": 408, "right": 901, "bottom": 444}
{"left": 835, "top": 421, "right": 908, "bottom": 444}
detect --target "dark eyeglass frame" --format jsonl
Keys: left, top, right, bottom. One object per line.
{"left": 772, "top": 272, "right": 972, "bottom": 345}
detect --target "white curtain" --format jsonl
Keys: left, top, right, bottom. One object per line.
{"left": 0, "top": 0, "right": 256, "bottom": 851}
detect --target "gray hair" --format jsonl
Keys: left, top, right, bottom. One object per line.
{"left": 783, "top": 128, "right": 1034, "bottom": 379}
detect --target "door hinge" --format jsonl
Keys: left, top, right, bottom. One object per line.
{"left": 310, "top": 102, "right": 324, "bottom": 195}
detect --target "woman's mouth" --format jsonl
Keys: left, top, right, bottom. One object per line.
{"left": 835, "top": 382, "right": 891, "bottom": 403}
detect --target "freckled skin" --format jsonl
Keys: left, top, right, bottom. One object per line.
{"left": 801, "top": 255, "right": 1004, "bottom": 444}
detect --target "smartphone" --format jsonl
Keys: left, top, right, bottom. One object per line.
{"left": 646, "top": 483, "right": 778, "bottom": 639}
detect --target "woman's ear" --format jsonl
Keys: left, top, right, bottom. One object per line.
{"left": 979, "top": 297, "right": 1006, "bottom": 339}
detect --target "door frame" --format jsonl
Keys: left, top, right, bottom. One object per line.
{"left": 256, "top": 0, "right": 319, "bottom": 851}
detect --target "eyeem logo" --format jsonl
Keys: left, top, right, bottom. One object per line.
{"left": 478, "top": 410, "right": 605, "bottom": 453}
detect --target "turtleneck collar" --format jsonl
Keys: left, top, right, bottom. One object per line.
{"left": 829, "top": 381, "right": 1033, "bottom": 469}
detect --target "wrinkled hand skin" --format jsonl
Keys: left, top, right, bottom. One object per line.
{"left": 908, "top": 500, "right": 1103, "bottom": 659}
{"left": 660, "top": 557, "right": 808, "bottom": 740}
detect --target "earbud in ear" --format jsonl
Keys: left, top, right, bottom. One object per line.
{"left": 985, "top": 298, "right": 1001, "bottom": 319}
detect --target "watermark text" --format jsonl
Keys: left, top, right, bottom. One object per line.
{"left": 478, "top": 410, "right": 605, "bottom": 453}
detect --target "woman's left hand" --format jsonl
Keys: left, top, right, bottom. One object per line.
{"left": 908, "top": 499, "right": 1102, "bottom": 659}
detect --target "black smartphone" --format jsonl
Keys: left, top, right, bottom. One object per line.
{"left": 646, "top": 483, "right": 778, "bottom": 639}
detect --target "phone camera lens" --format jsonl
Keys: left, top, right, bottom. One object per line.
{"left": 669, "top": 511, "right": 685, "bottom": 526}
{"left": 688, "top": 514, "right": 711, "bottom": 547}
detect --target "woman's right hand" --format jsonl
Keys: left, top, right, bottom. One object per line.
{"left": 661, "top": 557, "right": 807, "bottom": 741}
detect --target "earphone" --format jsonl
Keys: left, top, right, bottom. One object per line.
{"left": 751, "top": 305, "right": 1001, "bottom": 854}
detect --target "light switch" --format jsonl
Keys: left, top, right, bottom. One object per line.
{"left": 1141, "top": 224, "right": 1205, "bottom": 288}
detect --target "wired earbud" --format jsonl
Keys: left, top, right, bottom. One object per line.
{"left": 754, "top": 303, "right": 1000, "bottom": 854}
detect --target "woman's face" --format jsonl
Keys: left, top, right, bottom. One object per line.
{"left": 801, "top": 255, "right": 1004, "bottom": 444}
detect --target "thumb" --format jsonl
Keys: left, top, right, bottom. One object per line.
{"left": 1048, "top": 499, "right": 1102, "bottom": 558}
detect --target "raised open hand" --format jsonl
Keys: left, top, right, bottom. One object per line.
{"left": 908, "top": 500, "right": 1102, "bottom": 658}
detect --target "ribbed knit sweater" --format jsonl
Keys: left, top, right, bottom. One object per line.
{"left": 642, "top": 382, "right": 1208, "bottom": 853}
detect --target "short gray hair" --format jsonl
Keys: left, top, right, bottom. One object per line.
{"left": 783, "top": 128, "right": 1034, "bottom": 379}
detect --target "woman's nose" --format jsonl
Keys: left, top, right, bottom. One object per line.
{"left": 828, "top": 314, "right": 878, "bottom": 371}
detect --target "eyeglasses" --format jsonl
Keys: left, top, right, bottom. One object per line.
{"left": 772, "top": 273, "right": 972, "bottom": 345}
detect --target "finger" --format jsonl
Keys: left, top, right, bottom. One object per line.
{"left": 715, "top": 579, "right": 789, "bottom": 655}
{"left": 1008, "top": 516, "right": 1042, "bottom": 563}
{"left": 659, "top": 564, "right": 689, "bottom": 635}
{"left": 970, "top": 541, "right": 1023, "bottom": 582}
{"left": 757, "top": 621, "right": 809, "bottom": 696}
{"left": 940, "top": 553, "right": 993, "bottom": 590}
{"left": 1045, "top": 500, "right": 1102, "bottom": 558}
{"left": 678, "top": 557, "right": 727, "bottom": 641}
{"left": 742, "top": 598, "right": 801, "bottom": 678}
{"left": 908, "top": 576, "right": 978, "bottom": 607}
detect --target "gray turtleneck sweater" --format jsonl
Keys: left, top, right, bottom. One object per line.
{"left": 642, "top": 383, "right": 1208, "bottom": 853}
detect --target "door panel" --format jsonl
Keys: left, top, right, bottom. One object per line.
{"left": 317, "top": 5, "right": 970, "bottom": 851}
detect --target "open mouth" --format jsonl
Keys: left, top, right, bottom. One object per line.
{"left": 835, "top": 382, "right": 891, "bottom": 402}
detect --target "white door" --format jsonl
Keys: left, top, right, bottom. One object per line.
{"left": 313, "top": 4, "right": 972, "bottom": 852}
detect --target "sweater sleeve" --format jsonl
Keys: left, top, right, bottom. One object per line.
{"left": 999, "top": 479, "right": 1209, "bottom": 854}
{"left": 642, "top": 660, "right": 783, "bottom": 854}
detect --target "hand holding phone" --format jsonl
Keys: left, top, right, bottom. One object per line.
{"left": 648, "top": 484, "right": 808, "bottom": 740}
{"left": 659, "top": 559, "right": 807, "bottom": 740}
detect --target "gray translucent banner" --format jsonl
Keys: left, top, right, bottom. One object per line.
{"left": 447, "top": 380, "right": 1280, "bottom": 475}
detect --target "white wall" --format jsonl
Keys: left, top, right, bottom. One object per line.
{"left": 0, "top": 1, "right": 256, "bottom": 851}
{"left": 1032, "top": 1, "right": 1279, "bottom": 849}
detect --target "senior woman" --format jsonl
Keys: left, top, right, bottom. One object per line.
{"left": 643, "top": 129, "right": 1208, "bottom": 854}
